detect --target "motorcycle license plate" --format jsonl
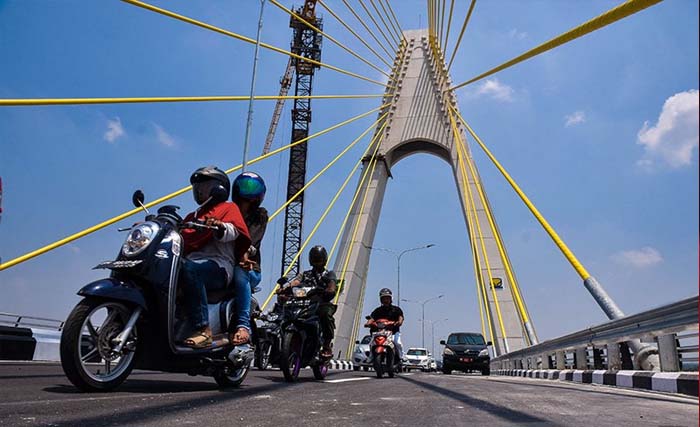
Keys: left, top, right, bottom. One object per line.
{"left": 461, "top": 357, "right": 472, "bottom": 363}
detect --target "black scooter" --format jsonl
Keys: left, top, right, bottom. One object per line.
{"left": 252, "top": 307, "right": 282, "bottom": 370}
{"left": 276, "top": 280, "right": 330, "bottom": 382}
{"left": 60, "top": 189, "right": 255, "bottom": 392}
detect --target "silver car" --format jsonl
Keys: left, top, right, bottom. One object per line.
{"left": 352, "top": 335, "right": 372, "bottom": 371}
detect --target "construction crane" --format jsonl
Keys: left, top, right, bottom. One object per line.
{"left": 261, "top": 58, "right": 294, "bottom": 155}
{"left": 280, "top": 0, "right": 322, "bottom": 277}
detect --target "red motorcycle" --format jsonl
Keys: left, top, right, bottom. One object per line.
{"left": 365, "top": 317, "right": 400, "bottom": 379}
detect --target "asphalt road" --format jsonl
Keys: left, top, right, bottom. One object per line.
{"left": 0, "top": 362, "right": 697, "bottom": 426}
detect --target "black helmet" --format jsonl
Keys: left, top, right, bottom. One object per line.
{"left": 379, "top": 288, "right": 393, "bottom": 298}
{"left": 190, "top": 166, "right": 230, "bottom": 205}
{"left": 309, "top": 245, "right": 328, "bottom": 268}
{"left": 232, "top": 172, "right": 266, "bottom": 205}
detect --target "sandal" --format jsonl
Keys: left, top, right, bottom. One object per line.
{"left": 230, "top": 327, "right": 250, "bottom": 346}
{"left": 184, "top": 331, "right": 212, "bottom": 349}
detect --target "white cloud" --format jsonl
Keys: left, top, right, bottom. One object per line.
{"left": 103, "top": 117, "right": 125, "bottom": 143}
{"left": 612, "top": 247, "right": 663, "bottom": 268}
{"left": 507, "top": 28, "right": 528, "bottom": 40}
{"left": 153, "top": 123, "right": 175, "bottom": 147}
{"left": 637, "top": 89, "right": 699, "bottom": 169}
{"left": 474, "top": 78, "right": 514, "bottom": 102}
{"left": 564, "top": 111, "right": 586, "bottom": 127}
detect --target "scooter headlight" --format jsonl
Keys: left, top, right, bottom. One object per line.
{"left": 122, "top": 222, "right": 160, "bottom": 256}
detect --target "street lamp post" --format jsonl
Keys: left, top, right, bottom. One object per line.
{"left": 423, "top": 318, "right": 448, "bottom": 357}
{"left": 402, "top": 295, "right": 444, "bottom": 348}
{"left": 363, "top": 244, "right": 435, "bottom": 307}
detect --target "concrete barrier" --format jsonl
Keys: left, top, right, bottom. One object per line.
{"left": 0, "top": 326, "right": 61, "bottom": 362}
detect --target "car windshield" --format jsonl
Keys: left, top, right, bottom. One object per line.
{"left": 360, "top": 336, "right": 372, "bottom": 345}
{"left": 447, "top": 334, "right": 485, "bottom": 345}
{"left": 407, "top": 349, "right": 427, "bottom": 356}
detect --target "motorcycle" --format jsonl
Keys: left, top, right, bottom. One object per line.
{"left": 59, "top": 189, "right": 255, "bottom": 392}
{"left": 253, "top": 307, "right": 282, "bottom": 371}
{"left": 365, "top": 317, "right": 401, "bottom": 379}
{"left": 276, "top": 280, "right": 330, "bottom": 382}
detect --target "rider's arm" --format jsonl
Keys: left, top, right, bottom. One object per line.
{"left": 396, "top": 315, "right": 404, "bottom": 327}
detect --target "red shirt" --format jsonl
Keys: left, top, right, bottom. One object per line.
{"left": 182, "top": 201, "right": 251, "bottom": 260}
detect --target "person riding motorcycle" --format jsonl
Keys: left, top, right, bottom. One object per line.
{"left": 180, "top": 166, "right": 252, "bottom": 348}
{"left": 277, "top": 245, "right": 337, "bottom": 358}
{"left": 231, "top": 171, "right": 268, "bottom": 294}
{"left": 368, "top": 288, "right": 404, "bottom": 359}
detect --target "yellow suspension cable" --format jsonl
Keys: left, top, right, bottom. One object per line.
{"left": 452, "top": 109, "right": 592, "bottom": 280}
{"left": 260, "top": 119, "right": 389, "bottom": 310}
{"left": 382, "top": 0, "right": 405, "bottom": 42}
{"left": 340, "top": 0, "right": 396, "bottom": 61}
{"left": 447, "top": 110, "right": 496, "bottom": 350}
{"left": 317, "top": 0, "right": 393, "bottom": 68}
{"left": 359, "top": 0, "right": 399, "bottom": 51}
{"left": 375, "top": 0, "right": 404, "bottom": 45}
{"left": 449, "top": 109, "right": 509, "bottom": 353}
{"left": 269, "top": 0, "right": 390, "bottom": 79}
{"left": 0, "top": 105, "right": 386, "bottom": 272}
{"left": 368, "top": 0, "right": 401, "bottom": 48}
{"left": 443, "top": 0, "right": 455, "bottom": 52}
{"left": 454, "top": 118, "right": 533, "bottom": 339}
{"left": 268, "top": 112, "right": 389, "bottom": 221}
{"left": 0, "top": 94, "right": 385, "bottom": 107}
{"left": 333, "top": 129, "right": 387, "bottom": 304}
{"left": 447, "top": 0, "right": 476, "bottom": 71}
{"left": 120, "top": 0, "right": 388, "bottom": 88}
{"left": 451, "top": 0, "right": 662, "bottom": 90}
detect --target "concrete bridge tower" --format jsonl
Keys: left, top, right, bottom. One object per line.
{"left": 332, "top": 29, "right": 537, "bottom": 359}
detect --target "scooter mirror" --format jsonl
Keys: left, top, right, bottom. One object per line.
{"left": 365, "top": 315, "right": 371, "bottom": 320}
{"left": 132, "top": 190, "right": 145, "bottom": 208}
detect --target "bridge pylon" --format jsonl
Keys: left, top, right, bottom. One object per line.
{"left": 333, "top": 29, "right": 536, "bottom": 359}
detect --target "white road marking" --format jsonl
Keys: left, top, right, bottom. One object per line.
{"left": 323, "top": 377, "right": 370, "bottom": 384}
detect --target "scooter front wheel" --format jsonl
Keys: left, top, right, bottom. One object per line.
{"left": 280, "top": 332, "right": 302, "bottom": 382}
{"left": 60, "top": 298, "right": 137, "bottom": 392}
{"left": 373, "top": 351, "right": 384, "bottom": 378}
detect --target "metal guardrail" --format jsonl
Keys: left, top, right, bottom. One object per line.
{"left": 0, "top": 312, "right": 64, "bottom": 331}
{"left": 490, "top": 295, "right": 699, "bottom": 372}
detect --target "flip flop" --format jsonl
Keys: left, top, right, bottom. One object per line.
{"left": 184, "top": 331, "right": 212, "bottom": 349}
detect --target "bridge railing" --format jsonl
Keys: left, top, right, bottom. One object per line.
{"left": 0, "top": 312, "right": 64, "bottom": 331}
{"left": 490, "top": 296, "right": 699, "bottom": 372}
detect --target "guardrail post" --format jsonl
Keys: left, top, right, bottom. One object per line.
{"left": 575, "top": 347, "right": 587, "bottom": 370}
{"left": 541, "top": 353, "right": 551, "bottom": 369}
{"left": 619, "top": 342, "right": 634, "bottom": 369}
{"left": 606, "top": 343, "right": 621, "bottom": 370}
{"left": 555, "top": 350, "right": 565, "bottom": 370}
{"left": 657, "top": 334, "right": 680, "bottom": 372}
{"left": 592, "top": 347, "right": 604, "bottom": 369}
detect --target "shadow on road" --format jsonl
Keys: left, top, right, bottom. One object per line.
{"left": 399, "top": 375, "right": 557, "bottom": 425}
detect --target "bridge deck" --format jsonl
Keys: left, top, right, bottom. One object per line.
{"left": 0, "top": 363, "right": 696, "bottom": 426}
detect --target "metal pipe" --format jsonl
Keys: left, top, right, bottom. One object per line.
{"left": 112, "top": 307, "right": 142, "bottom": 353}
{"left": 242, "top": 0, "right": 266, "bottom": 172}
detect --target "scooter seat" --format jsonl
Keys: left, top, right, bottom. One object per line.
{"left": 207, "top": 288, "right": 235, "bottom": 304}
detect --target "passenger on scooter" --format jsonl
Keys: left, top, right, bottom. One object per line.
{"left": 368, "top": 288, "right": 404, "bottom": 358}
{"left": 231, "top": 172, "right": 268, "bottom": 344}
{"left": 180, "top": 166, "right": 252, "bottom": 349}
{"left": 278, "top": 245, "right": 337, "bottom": 358}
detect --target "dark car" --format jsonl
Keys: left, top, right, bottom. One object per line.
{"left": 440, "top": 332, "right": 491, "bottom": 375}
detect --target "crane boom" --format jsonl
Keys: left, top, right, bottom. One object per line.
{"left": 262, "top": 58, "right": 295, "bottom": 155}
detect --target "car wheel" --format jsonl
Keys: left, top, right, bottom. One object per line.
{"left": 481, "top": 367, "right": 490, "bottom": 376}
{"left": 442, "top": 368, "right": 451, "bottom": 375}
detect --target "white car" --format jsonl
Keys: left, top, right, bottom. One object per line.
{"left": 352, "top": 335, "right": 372, "bottom": 371}
{"left": 403, "top": 348, "right": 433, "bottom": 372}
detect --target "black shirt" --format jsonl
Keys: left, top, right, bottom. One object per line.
{"left": 370, "top": 304, "right": 404, "bottom": 332}
{"left": 292, "top": 269, "right": 337, "bottom": 302}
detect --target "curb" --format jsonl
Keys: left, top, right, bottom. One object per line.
{"left": 495, "top": 369, "right": 698, "bottom": 397}
{"left": 0, "top": 326, "right": 61, "bottom": 362}
{"left": 329, "top": 360, "right": 354, "bottom": 370}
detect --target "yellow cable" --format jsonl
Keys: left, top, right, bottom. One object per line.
{"left": 120, "top": 0, "right": 388, "bottom": 88}
{"left": 333, "top": 130, "right": 387, "bottom": 304}
{"left": 376, "top": 0, "right": 404, "bottom": 44}
{"left": 0, "top": 94, "right": 385, "bottom": 107}
{"left": 340, "top": 0, "right": 396, "bottom": 61}
{"left": 455, "top": 123, "right": 532, "bottom": 329}
{"left": 359, "top": 0, "right": 399, "bottom": 51}
{"left": 260, "top": 119, "right": 389, "bottom": 310}
{"left": 453, "top": 109, "right": 591, "bottom": 280}
{"left": 443, "top": 0, "right": 455, "bottom": 52}
{"left": 447, "top": 0, "right": 477, "bottom": 71}
{"left": 269, "top": 0, "right": 390, "bottom": 79}
{"left": 449, "top": 109, "right": 509, "bottom": 353}
{"left": 368, "top": 0, "right": 401, "bottom": 48}
{"left": 451, "top": 0, "right": 663, "bottom": 90}
{"left": 318, "top": 0, "right": 393, "bottom": 68}
{"left": 268, "top": 112, "right": 389, "bottom": 221}
{"left": 382, "top": 0, "right": 405, "bottom": 42}
{"left": 0, "top": 105, "right": 386, "bottom": 272}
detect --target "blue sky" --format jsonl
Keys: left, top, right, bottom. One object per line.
{"left": 1, "top": 0, "right": 697, "bottom": 354}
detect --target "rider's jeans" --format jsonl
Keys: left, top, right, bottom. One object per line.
{"left": 181, "top": 259, "right": 228, "bottom": 330}
{"left": 232, "top": 266, "right": 256, "bottom": 332}
{"left": 393, "top": 332, "right": 404, "bottom": 359}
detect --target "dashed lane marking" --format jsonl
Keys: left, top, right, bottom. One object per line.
{"left": 323, "top": 377, "right": 371, "bottom": 384}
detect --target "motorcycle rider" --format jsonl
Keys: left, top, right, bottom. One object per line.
{"left": 278, "top": 245, "right": 337, "bottom": 358}
{"left": 231, "top": 172, "right": 268, "bottom": 344}
{"left": 368, "top": 288, "right": 404, "bottom": 359}
{"left": 180, "top": 166, "right": 252, "bottom": 348}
